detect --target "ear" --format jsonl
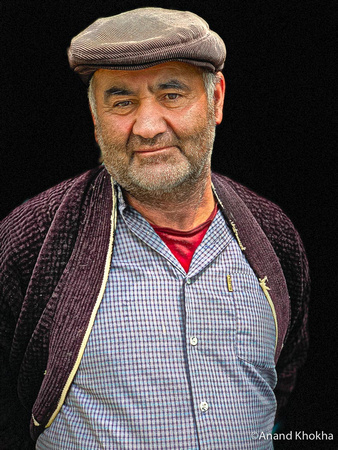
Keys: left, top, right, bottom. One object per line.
{"left": 213, "top": 72, "right": 226, "bottom": 125}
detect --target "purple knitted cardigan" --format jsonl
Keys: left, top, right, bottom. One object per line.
{"left": 0, "top": 166, "right": 309, "bottom": 448}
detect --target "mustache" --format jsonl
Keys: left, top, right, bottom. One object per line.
{"left": 127, "top": 132, "right": 180, "bottom": 151}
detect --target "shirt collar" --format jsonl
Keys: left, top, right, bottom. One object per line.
{"left": 114, "top": 182, "right": 129, "bottom": 216}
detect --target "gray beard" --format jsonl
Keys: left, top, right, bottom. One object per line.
{"left": 96, "top": 109, "right": 216, "bottom": 205}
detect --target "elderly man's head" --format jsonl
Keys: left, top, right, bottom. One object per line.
{"left": 68, "top": 8, "right": 226, "bottom": 200}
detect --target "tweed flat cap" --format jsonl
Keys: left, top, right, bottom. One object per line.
{"left": 68, "top": 7, "right": 226, "bottom": 85}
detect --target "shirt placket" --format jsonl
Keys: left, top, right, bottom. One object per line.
{"left": 182, "top": 214, "right": 235, "bottom": 447}
{"left": 118, "top": 187, "right": 237, "bottom": 447}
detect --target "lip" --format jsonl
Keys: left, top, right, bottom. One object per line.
{"left": 134, "top": 146, "right": 176, "bottom": 155}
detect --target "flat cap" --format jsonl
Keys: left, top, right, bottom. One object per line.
{"left": 68, "top": 7, "right": 226, "bottom": 85}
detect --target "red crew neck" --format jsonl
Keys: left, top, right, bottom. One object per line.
{"left": 151, "top": 203, "right": 218, "bottom": 272}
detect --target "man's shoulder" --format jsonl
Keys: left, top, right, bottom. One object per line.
{"left": 212, "top": 172, "right": 309, "bottom": 305}
{"left": 211, "top": 172, "right": 305, "bottom": 267}
{"left": 0, "top": 166, "right": 105, "bottom": 259}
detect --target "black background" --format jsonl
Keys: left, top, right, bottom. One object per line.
{"left": 1, "top": 0, "right": 336, "bottom": 448}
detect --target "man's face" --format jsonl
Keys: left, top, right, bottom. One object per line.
{"left": 91, "top": 62, "right": 224, "bottom": 200}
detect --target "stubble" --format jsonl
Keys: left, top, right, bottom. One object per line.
{"left": 96, "top": 106, "right": 216, "bottom": 205}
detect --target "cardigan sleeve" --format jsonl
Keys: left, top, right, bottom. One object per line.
{"left": 274, "top": 227, "right": 310, "bottom": 418}
{"left": 0, "top": 176, "right": 77, "bottom": 449}
{"left": 0, "top": 214, "right": 38, "bottom": 449}
{"left": 254, "top": 205, "right": 310, "bottom": 418}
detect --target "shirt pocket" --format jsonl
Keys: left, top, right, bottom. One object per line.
{"left": 230, "top": 272, "right": 276, "bottom": 369}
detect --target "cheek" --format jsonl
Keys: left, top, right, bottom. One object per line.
{"left": 100, "top": 116, "right": 133, "bottom": 144}
{"left": 168, "top": 105, "right": 209, "bottom": 137}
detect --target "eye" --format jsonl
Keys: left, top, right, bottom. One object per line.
{"left": 164, "top": 93, "right": 181, "bottom": 101}
{"left": 113, "top": 100, "right": 133, "bottom": 108}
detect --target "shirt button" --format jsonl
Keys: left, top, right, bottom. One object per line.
{"left": 199, "top": 401, "right": 209, "bottom": 412}
{"left": 186, "top": 278, "right": 192, "bottom": 285}
{"left": 190, "top": 336, "right": 198, "bottom": 346}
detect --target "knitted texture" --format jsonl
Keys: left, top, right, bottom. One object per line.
{"left": 0, "top": 167, "right": 309, "bottom": 448}
{"left": 220, "top": 174, "right": 310, "bottom": 413}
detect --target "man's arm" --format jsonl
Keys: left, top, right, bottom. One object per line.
{"left": 0, "top": 178, "right": 74, "bottom": 448}
{"left": 274, "top": 231, "right": 310, "bottom": 418}
{"left": 0, "top": 216, "right": 37, "bottom": 449}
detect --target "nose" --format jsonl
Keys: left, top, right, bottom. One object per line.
{"left": 132, "top": 100, "right": 167, "bottom": 139}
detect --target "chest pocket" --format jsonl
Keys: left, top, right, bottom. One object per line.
{"left": 230, "top": 272, "right": 276, "bottom": 369}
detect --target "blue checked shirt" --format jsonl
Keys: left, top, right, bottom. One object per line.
{"left": 37, "top": 184, "right": 277, "bottom": 449}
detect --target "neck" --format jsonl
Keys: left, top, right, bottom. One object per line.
{"left": 123, "top": 173, "right": 216, "bottom": 231}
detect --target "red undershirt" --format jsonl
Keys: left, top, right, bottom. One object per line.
{"left": 151, "top": 203, "right": 218, "bottom": 273}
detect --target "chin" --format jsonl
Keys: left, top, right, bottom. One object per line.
{"left": 129, "top": 162, "right": 192, "bottom": 191}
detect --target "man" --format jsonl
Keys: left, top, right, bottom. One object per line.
{"left": 0, "top": 7, "right": 309, "bottom": 449}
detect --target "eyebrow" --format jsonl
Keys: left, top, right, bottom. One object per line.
{"left": 157, "top": 79, "right": 191, "bottom": 91}
{"left": 104, "top": 87, "right": 134, "bottom": 102}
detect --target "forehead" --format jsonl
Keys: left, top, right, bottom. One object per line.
{"left": 92, "top": 61, "right": 205, "bottom": 91}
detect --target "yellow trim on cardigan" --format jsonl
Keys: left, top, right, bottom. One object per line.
{"left": 45, "top": 179, "right": 117, "bottom": 429}
{"left": 259, "top": 276, "right": 278, "bottom": 350}
{"left": 211, "top": 183, "right": 224, "bottom": 206}
{"left": 32, "top": 414, "right": 40, "bottom": 427}
{"left": 228, "top": 220, "right": 246, "bottom": 251}
{"left": 211, "top": 183, "right": 246, "bottom": 250}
